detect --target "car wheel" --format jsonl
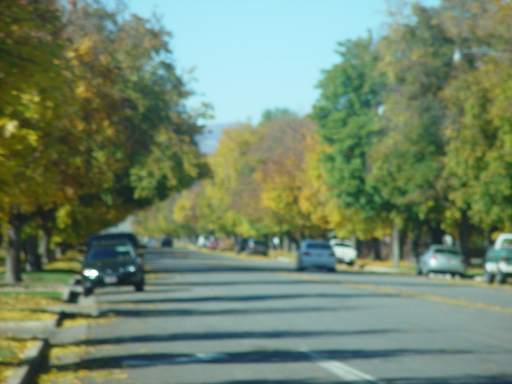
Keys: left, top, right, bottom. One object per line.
{"left": 451, "top": 273, "right": 462, "bottom": 280}
{"left": 346, "top": 261, "right": 354, "bottom": 266}
{"left": 327, "top": 267, "right": 336, "bottom": 273}
{"left": 496, "top": 271, "right": 507, "bottom": 284}
{"left": 134, "top": 281, "right": 145, "bottom": 291}
{"left": 83, "top": 286, "right": 94, "bottom": 297}
{"left": 483, "top": 270, "right": 495, "bottom": 284}
{"left": 416, "top": 267, "right": 422, "bottom": 275}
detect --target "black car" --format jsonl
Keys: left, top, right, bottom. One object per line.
{"left": 86, "top": 232, "right": 144, "bottom": 257}
{"left": 161, "top": 235, "right": 173, "bottom": 247}
{"left": 81, "top": 241, "right": 145, "bottom": 296}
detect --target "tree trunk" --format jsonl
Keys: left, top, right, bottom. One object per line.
{"left": 6, "top": 215, "right": 23, "bottom": 284}
{"left": 458, "top": 210, "right": 470, "bottom": 263}
{"left": 392, "top": 221, "right": 401, "bottom": 267}
{"left": 429, "top": 222, "right": 444, "bottom": 244}
{"left": 283, "top": 233, "right": 291, "bottom": 253}
{"left": 371, "top": 237, "right": 381, "bottom": 260}
{"left": 25, "top": 234, "right": 41, "bottom": 272}
{"left": 412, "top": 227, "right": 422, "bottom": 264}
{"left": 39, "top": 208, "right": 56, "bottom": 264}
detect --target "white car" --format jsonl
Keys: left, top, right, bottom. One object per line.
{"left": 329, "top": 239, "right": 358, "bottom": 265}
{"left": 296, "top": 240, "right": 336, "bottom": 272}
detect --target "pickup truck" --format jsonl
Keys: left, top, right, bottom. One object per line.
{"left": 484, "top": 233, "right": 512, "bottom": 284}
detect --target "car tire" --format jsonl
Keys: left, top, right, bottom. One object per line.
{"left": 134, "top": 281, "right": 145, "bottom": 292}
{"left": 327, "top": 267, "right": 336, "bottom": 273}
{"left": 496, "top": 271, "right": 507, "bottom": 284}
{"left": 83, "top": 286, "right": 94, "bottom": 297}
{"left": 346, "top": 261, "right": 354, "bottom": 266}
{"left": 416, "top": 267, "right": 422, "bottom": 275}
{"left": 483, "top": 270, "right": 495, "bottom": 284}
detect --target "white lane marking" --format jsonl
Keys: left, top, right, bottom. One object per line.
{"left": 302, "top": 350, "right": 384, "bottom": 383}
{"left": 121, "top": 352, "right": 227, "bottom": 367}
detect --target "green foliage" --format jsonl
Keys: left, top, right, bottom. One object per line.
{"left": 311, "top": 34, "right": 391, "bottom": 238}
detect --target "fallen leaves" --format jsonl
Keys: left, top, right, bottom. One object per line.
{"left": 0, "top": 336, "right": 38, "bottom": 383}
{"left": 0, "top": 293, "right": 61, "bottom": 321}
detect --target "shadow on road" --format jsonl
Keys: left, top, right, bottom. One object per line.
{"left": 81, "top": 329, "right": 401, "bottom": 346}
{"left": 48, "top": 347, "right": 473, "bottom": 371}
{"left": 97, "top": 292, "right": 398, "bottom": 305}
{"left": 99, "top": 305, "right": 348, "bottom": 318}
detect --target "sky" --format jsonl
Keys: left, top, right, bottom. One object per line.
{"left": 124, "top": 0, "right": 439, "bottom": 151}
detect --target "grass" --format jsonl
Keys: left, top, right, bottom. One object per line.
{"left": 0, "top": 335, "right": 39, "bottom": 383}
{"left": 0, "top": 250, "right": 82, "bottom": 322}
{"left": 0, "top": 292, "right": 61, "bottom": 321}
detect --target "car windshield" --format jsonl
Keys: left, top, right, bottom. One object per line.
{"left": 433, "top": 248, "right": 461, "bottom": 255}
{"left": 306, "top": 243, "right": 331, "bottom": 250}
{"left": 86, "top": 246, "right": 135, "bottom": 262}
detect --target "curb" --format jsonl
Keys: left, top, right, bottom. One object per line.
{"left": 4, "top": 275, "right": 98, "bottom": 384}
{"left": 6, "top": 339, "right": 49, "bottom": 384}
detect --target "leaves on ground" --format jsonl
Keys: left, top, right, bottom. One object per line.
{"left": 0, "top": 336, "right": 38, "bottom": 383}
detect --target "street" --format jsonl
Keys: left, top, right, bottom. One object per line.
{"left": 49, "top": 248, "right": 512, "bottom": 384}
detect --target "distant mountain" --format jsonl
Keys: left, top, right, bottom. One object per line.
{"left": 196, "top": 123, "right": 232, "bottom": 154}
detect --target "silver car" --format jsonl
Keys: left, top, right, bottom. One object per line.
{"left": 296, "top": 240, "right": 336, "bottom": 272}
{"left": 418, "top": 245, "right": 466, "bottom": 277}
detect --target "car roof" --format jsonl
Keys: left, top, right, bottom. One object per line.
{"left": 88, "top": 233, "right": 139, "bottom": 246}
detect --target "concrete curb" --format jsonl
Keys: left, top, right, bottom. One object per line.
{"left": 4, "top": 276, "right": 99, "bottom": 384}
{"left": 6, "top": 339, "right": 49, "bottom": 384}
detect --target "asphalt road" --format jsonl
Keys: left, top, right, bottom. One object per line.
{"left": 54, "top": 247, "right": 512, "bottom": 384}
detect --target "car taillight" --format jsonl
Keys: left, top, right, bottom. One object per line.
{"left": 302, "top": 251, "right": 311, "bottom": 256}
{"left": 430, "top": 254, "right": 438, "bottom": 260}
{"left": 501, "top": 257, "right": 508, "bottom": 262}
{"left": 249, "top": 244, "right": 254, "bottom": 249}
{"left": 329, "top": 252, "right": 335, "bottom": 257}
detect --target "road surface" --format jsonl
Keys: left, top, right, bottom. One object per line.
{"left": 48, "top": 247, "right": 512, "bottom": 384}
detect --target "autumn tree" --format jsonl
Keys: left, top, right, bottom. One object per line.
{"left": 312, "top": 34, "right": 390, "bottom": 258}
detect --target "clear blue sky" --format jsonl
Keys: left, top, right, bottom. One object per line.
{"left": 125, "top": 0, "right": 438, "bottom": 127}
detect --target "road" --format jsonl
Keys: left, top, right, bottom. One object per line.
{"left": 50, "top": 247, "right": 512, "bottom": 384}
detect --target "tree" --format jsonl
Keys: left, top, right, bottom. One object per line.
{"left": 440, "top": 0, "right": 512, "bottom": 234}
{"left": 311, "top": 34, "right": 390, "bottom": 258}
{"left": 369, "top": 3, "right": 455, "bottom": 252}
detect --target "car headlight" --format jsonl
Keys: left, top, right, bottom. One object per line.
{"left": 126, "top": 265, "right": 137, "bottom": 272}
{"left": 83, "top": 268, "right": 99, "bottom": 278}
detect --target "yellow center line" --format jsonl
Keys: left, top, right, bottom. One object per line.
{"left": 278, "top": 271, "right": 512, "bottom": 315}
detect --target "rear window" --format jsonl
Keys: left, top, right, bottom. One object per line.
{"left": 86, "top": 246, "right": 135, "bottom": 262}
{"left": 306, "top": 243, "right": 331, "bottom": 250}
{"left": 332, "top": 242, "right": 350, "bottom": 247}
{"left": 433, "top": 248, "right": 461, "bottom": 255}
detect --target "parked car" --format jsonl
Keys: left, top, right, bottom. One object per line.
{"left": 245, "top": 238, "right": 268, "bottom": 256}
{"left": 196, "top": 235, "right": 207, "bottom": 248}
{"left": 296, "top": 240, "right": 336, "bottom": 272}
{"left": 81, "top": 241, "right": 145, "bottom": 296}
{"left": 483, "top": 233, "right": 512, "bottom": 284}
{"left": 161, "top": 235, "right": 173, "bottom": 247}
{"left": 329, "top": 239, "right": 358, "bottom": 265}
{"left": 86, "top": 232, "right": 144, "bottom": 256}
{"left": 417, "top": 245, "right": 466, "bottom": 277}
